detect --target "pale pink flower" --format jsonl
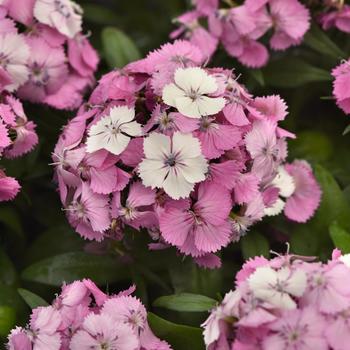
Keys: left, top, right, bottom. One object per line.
{"left": 7, "top": 327, "right": 32, "bottom": 350}
{"left": 29, "top": 306, "right": 62, "bottom": 350}
{"left": 159, "top": 182, "right": 232, "bottom": 254}
{"left": 0, "top": 33, "right": 30, "bottom": 91}
{"left": 263, "top": 308, "right": 327, "bottom": 350}
{"left": 70, "top": 313, "right": 139, "bottom": 350}
{"left": 66, "top": 183, "right": 110, "bottom": 241}
{"left": 18, "top": 37, "right": 68, "bottom": 103}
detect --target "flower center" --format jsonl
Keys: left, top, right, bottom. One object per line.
{"left": 165, "top": 154, "right": 177, "bottom": 167}
{"left": 30, "top": 63, "right": 49, "bottom": 86}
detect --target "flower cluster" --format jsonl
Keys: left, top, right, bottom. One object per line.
{"left": 171, "top": 0, "right": 310, "bottom": 68}
{"left": 332, "top": 58, "right": 350, "bottom": 115}
{"left": 7, "top": 279, "right": 172, "bottom": 350}
{"left": 53, "top": 40, "right": 321, "bottom": 268}
{"left": 202, "top": 249, "right": 350, "bottom": 350}
{"left": 0, "top": 0, "right": 98, "bottom": 110}
{"left": 318, "top": 0, "right": 350, "bottom": 33}
{"left": 0, "top": 95, "right": 38, "bottom": 202}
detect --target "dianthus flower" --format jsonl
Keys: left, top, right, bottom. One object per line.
{"left": 0, "top": 94, "right": 38, "bottom": 202}
{"left": 7, "top": 279, "right": 172, "bottom": 350}
{"left": 171, "top": 0, "right": 310, "bottom": 68}
{"left": 0, "top": 0, "right": 98, "bottom": 110}
{"left": 202, "top": 250, "right": 350, "bottom": 350}
{"left": 318, "top": 0, "right": 350, "bottom": 33}
{"left": 53, "top": 40, "right": 321, "bottom": 267}
{"left": 332, "top": 58, "right": 350, "bottom": 114}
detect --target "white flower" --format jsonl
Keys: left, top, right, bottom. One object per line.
{"left": 138, "top": 131, "right": 208, "bottom": 199}
{"left": 0, "top": 34, "right": 30, "bottom": 91}
{"left": 162, "top": 67, "right": 226, "bottom": 119}
{"left": 34, "top": 0, "right": 83, "bottom": 38}
{"left": 86, "top": 106, "right": 142, "bottom": 155}
{"left": 202, "top": 290, "right": 240, "bottom": 347}
{"left": 340, "top": 254, "right": 350, "bottom": 268}
{"left": 271, "top": 166, "right": 296, "bottom": 198}
{"left": 248, "top": 266, "right": 307, "bottom": 310}
{"left": 264, "top": 166, "right": 296, "bottom": 217}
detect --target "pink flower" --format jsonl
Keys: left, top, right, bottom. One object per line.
{"left": 284, "top": 160, "right": 321, "bottom": 223}
{"left": 29, "top": 306, "right": 62, "bottom": 350}
{"left": 70, "top": 313, "right": 139, "bottom": 350}
{"left": 18, "top": 37, "right": 68, "bottom": 104}
{"left": 319, "top": 5, "right": 350, "bottom": 33}
{"left": 332, "top": 59, "right": 350, "bottom": 114}
{"left": 7, "top": 327, "right": 32, "bottom": 350}
{"left": 2, "top": 96, "right": 38, "bottom": 158}
{"left": 263, "top": 308, "right": 327, "bottom": 350}
{"left": 268, "top": 0, "right": 310, "bottom": 50}
{"left": 113, "top": 181, "right": 156, "bottom": 229}
{"left": 159, "top": 182, "right": 232, "bottom": 255}
{"left": 301, "top": 262, "right": 350, "bottom": 314}
{"left": 34, "top": 0, "right": 83, "bottom": 39}
{"left": 325, "top": 308, "right": 350, "bottom": 350}
{"left": 66, "top": 183, "right": 110, "bottom": 241}
{"left": 0, "top": 171, "right": 20, "bottom": 202}
{"left": 0, "top": 33, "right": 30, "bottom": 91}
{"left": 193, "top": 117, "right": 241, "bottom": 159}
{"left": 102, "top": 295, "right": 147, "bottom": 333}
{"left": 68, "top": 34, "right": 99, "bottom": 78}
{"left": 245, "top": 120, "right": 283, "bottom": 179}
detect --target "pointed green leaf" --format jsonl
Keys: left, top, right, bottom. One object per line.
{"left": 21, "top": 252, "right": 129, "bottom": 286}
{"left": 153, "top": 293, "right": 217, "bottom": 312}
{"left": 263, "top": 57, "right": 331, "bottom": 88}
{"left": 304, "top": 23, "right": 346, "bottom": 60}
{"left": 148, "top": 313, "right": 205, "bottom": 350}
{"left": 101, "top": 27, "right": 141, "bottom": 69}
{"left": 18, "top": 289, "right": 49, "bottom": 309}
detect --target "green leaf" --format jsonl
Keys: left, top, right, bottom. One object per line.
{"left": 148, "top": 313, "right": 205, "bottom": 350}
{"left": 0, "top": 248, "right": 17, "bottom": 286}
{"left": 343, "top": 124, "right": 350, "bottom": 136}
{"left": 291, "top": 227, "right": 320, "bottom": 256}
{"left": 153, "top": 293, "right": 217, "bottom": 312}
{"left": 0, "top": 306, "right": 16, "bottom": 337}
{"left": 240, "top": 232, "right": 270, "bottom": 260}
{"left": 329, "top": 222, "right": 350, "bottom": 253}
{"left": 313, "top": 165, "right": 350, "bottom": 232}
{"left": 262, "top": 57, "right": 332, "bottom": 88}
{"left": 249, "top": 69, "right": 265, "bottom": 86}
{"left": 101, "top": 27, "right": 141, "bottom": 69}
{"left": 24, "top": 225, "right": 84, "bottom": 265}
{"left": 17, "top": 288, "right": 48, "bottom": 309}
{"left": 21, "top": 252, "right": 130, "bottom": 287}
{"left": 304, "top": 23, "right": 346, "bottom": 60}
{"left": 290, "top": 130, "right": 333, "bottom": 162}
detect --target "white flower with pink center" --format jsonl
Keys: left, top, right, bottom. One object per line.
{"left": 162, "top": 67, "right": 225, "bottom": 118}
{"left": 138, "top": 131, "right": 208, "bottom": 199}
{"left": 248, "top": 266, "right": 307, "bottom": 310}
{"left": 86, "top": 106, "right": 142, "bottom": 156}
{"left": 34, "top": 0, "right": 83, "bottom": 39}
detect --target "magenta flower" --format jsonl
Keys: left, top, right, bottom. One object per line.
{"left": 0, "top": 170, "right": 20, "bottom": 202}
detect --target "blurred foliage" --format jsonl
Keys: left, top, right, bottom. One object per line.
{"left": 1, "top": 0, "right": 350, "bottom": 348}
